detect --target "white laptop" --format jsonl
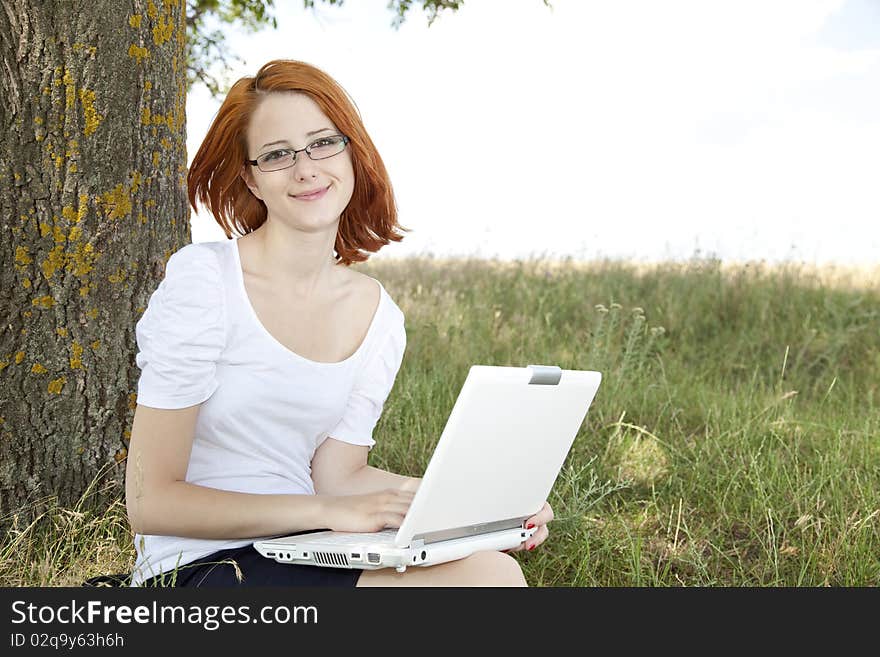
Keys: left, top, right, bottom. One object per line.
{"left": 253, "top": 364, "right": 602, "bottom": 573}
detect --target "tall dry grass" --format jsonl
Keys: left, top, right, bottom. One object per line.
{"left": 2, "top": 254, "right": 877, "bottom": 586}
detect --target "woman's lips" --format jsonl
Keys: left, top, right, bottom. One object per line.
{"left": 292, "top": 184, "right": 330, "bottom": 201}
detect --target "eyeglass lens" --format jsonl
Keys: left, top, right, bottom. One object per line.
{"left": 257, "top": 136, "right": 347, "bottom": 171}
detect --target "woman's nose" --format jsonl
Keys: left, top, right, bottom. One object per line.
{"left": 291, "top": 153, "right": 319, "bottom": 179}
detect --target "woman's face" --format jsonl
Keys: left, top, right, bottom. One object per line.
{"left": 240, "top": 92, "right": 355, "bottom": 232}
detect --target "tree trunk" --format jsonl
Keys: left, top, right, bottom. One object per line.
{"left": 0, "top": 0, "right": 189, "bottom": 520}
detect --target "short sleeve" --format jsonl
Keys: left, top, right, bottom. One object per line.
{"left": 328, "top": 307, "right": 406, "bottom": 449}
{"left": 134, "top": 244, "right": 226, "bottom": 409}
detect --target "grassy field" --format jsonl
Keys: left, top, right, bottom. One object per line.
{"left": 2, "top": 255, "right": 878, "bottom": 586}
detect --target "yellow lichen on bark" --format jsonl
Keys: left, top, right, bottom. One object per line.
{"left": 108, "top": 268, "right": 128, "bottom": 283}
{"left": 70, "top": 341, "right": 84, "bottom": 369}
{"left": 129, "top": 15, "right": 143, "bottom": 28}
{"left": 56, "top": 328, "right": 68, "bottom": 337}
{"left": 69, "top": 241, "right": 97, "bottom": 278}
{"left": 31, "top": 363, "right": 48, "bottom": 374}
{"left": 128, "top": 44, "right": 149, "bottom": 64}
{"left": 41, "top": 245, "right": 66, "bottom": 280}
{"left": 78, "top": 194, "right": 88, "bottom": 221}
{"left": 62, "top": 68, "right": 75, "bottom": 109}
{"left": 48, "top": 377, "right": 66, "bottom": 394}
{"left": 78, "top": 88, "right": 102, "bottom": 136}
{"left": 72, "top": 43, "right": 97, "bottom": 57}
{"left": 153, "top": 16, "right": 174, "bottom": 45}
{"left": 15, "top": 246, "right": 33, "bottom": 266}
{"left": 100, "top": 184, "right": 133, "bottom": 220}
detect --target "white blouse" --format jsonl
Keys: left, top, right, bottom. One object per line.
{"left": 129, "top": 238, "right": 406, "bottom": 585}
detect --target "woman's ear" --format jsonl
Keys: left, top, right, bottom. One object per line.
{"left": 240, "top": 166, "right": 263, "bottom": 201}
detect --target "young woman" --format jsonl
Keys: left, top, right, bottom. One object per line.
{"left": 125, "top": 59, "right": 553, "bottom": 587}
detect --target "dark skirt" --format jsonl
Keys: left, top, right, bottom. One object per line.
{"left": 139, "top": 544, "right": 364, "bottom": 588}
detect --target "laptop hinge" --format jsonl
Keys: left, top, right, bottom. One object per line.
{"left": 412, "top": 518, "right": 524, "bottom": 545}
{"left": 527, "top": 364, "right": 561, "bottom": 385}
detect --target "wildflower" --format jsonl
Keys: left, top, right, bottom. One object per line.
{"left": 594, "top": 304, "right": 608, "bottom": 314}
{"left": 610, "top": 302, "right": 622, "bottom": 310}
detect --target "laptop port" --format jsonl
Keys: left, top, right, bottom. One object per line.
{"left": 421, "top": 550, "right": 427, "bottom": 560}
{"left": 350, "top": 553, "right": 360, "bottom": 559}
{"left": 266, "top": 552, "right": 275, "bottom": 557}
{"left": 367, "top": 553, "right": 380, "bottom": 564}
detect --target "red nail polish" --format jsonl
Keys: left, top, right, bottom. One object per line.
{"left": 528, "top": 544, "right": 535, "bottom": 551}
{"left": 527, "top": 523, "right": 535, "bottom": 530}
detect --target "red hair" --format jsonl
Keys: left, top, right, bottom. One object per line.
{"left": 187, "top": 59, "right": 408, "bottom": 266}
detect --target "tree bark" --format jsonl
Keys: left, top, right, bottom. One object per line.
{"left": 0, "top": 0, "right": 189, "bottom": 520}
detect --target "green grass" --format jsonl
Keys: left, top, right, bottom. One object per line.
{"left": 2, "top": 254, "right": 878, "bottom": 586}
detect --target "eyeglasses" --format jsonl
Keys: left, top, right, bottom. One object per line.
{"left": 246, "top": 134, "right": 350, "bottom": 172}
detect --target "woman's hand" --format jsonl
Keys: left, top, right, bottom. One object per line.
{"left": 507, "top": 501, "right": 554, "bottom": 553}
{"left": 321, "top": 489, "right": 416, "bottom": 533}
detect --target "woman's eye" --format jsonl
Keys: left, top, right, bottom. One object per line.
{"left": 264, "top": 150, "right": 285, "bottom": 160}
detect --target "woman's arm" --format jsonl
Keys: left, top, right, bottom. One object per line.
{"left": 126, "top": 404, "right": 412, "bottom": 539}
{"left": 127, "top": 403, "right": 330, "bottom": 539}
{"left": 311, "top": 436, "right": 421, "bottom": 497}
{"left": 329, "top": 465, "right": 422, "bottom": 496}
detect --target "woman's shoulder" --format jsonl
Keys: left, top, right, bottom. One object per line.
{"left": 143, "top": 241, "right": 229, "bottom": 324}
{"left": 158, "top": 241, "right": 230, "bottom": 296}
{"left": 344, "top": 268, "right": 404, "bottom": 326}
{"left": 167, "top": 240, "right": 226, "bottom": 272}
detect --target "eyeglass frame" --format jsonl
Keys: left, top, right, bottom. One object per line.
{"left": 245, "top": 134, "right": 351, "bottom": 172}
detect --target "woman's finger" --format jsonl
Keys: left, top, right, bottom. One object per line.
{"left": 525, "top": 501, "right": 554, "bottom": 529}
{"left": 526, "top": 525, "right": 550, "bottom": 550}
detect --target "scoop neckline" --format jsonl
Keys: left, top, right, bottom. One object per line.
{"left": 230, "top": 237, "right": 385, "bottom": 367}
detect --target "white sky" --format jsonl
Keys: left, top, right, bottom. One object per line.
{"left": 186, "top": 0, "right": 880, "bottom": 266}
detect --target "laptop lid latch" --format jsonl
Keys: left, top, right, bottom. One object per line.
{"left": 527, "top": 364, "right": 562, "bottom": 385}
